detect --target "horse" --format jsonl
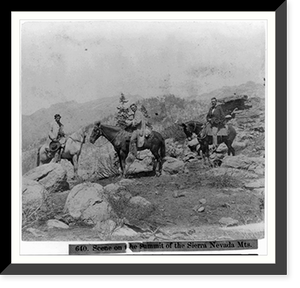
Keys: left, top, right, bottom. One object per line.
{"left": 89, "top": 121, "right": 166, "bottom": 177}
{"left": 180, "top": 120, "right": 236, "bottom": 163}
{"left": 36, "top": 125, "right": 90, "bottom": 178}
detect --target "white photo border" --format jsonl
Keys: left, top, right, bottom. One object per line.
{"left": 8, "top": 7, "right": 286, "bottom": 274}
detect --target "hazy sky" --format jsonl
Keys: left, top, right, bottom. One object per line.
{"left": 21, "top": 20, "right": 265, "bottom": 115}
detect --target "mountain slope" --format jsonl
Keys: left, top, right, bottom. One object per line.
{"left": 187, "top": 81, "right": 264, "bottom": 102}
{"left": 22, "top": 81, "right": 264, "bottom": 151}
{"left": 22, "top": 94, "right": 142, "bottom": 151}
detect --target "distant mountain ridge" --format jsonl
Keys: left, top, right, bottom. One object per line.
{"left": 22, "top": 94, "right": 143, "bottom": 151}
{"left": 187, "top": 81, "right": 264, "bottom": 101}
{"left": 22, "top": 81, "right": 264, "bottom": 151}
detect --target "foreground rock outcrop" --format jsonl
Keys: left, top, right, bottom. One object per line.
{"left": 24, "top": 163, "right": 69, "bottom": 193}
{"left": 64, "top": 182, "right": 115, "bottom": 226}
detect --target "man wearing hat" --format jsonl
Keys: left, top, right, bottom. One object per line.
{"left": 48, "top": 114, "right": 66, "bottom": 162}
{"left": 126, "top": 103, "right": 146, "bottom": 157}
{"left": 206, "top": 97, "right": 226, "bottom": 150}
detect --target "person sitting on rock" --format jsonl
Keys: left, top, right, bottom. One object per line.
{"left": 206, "top": 97, "right": 226, "bottom": 150}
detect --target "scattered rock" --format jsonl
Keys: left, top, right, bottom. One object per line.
{"left": 118, "top": 178, "right": 135, "bottom": 187}
{"left": 199, "top": 198, "right": 207, "bottom": 205}
{"left": 112, "top": 226, "right": 138, "bottom": 238}
{"left": 183, "top": 152, "right": 197, "bottom": 162}
{"left": 24, "top": 163, "right": 69, "bottom": 193}
{"left": 94, "top": 219, "right": 117, "bottom": 234}
{"left": 253, "top": 188, "right": 264, "bottom": 196}
{"left": 219, "top": 217, "right": 239, "bottom": 227}
{"left": 216, "top": 143, "right": 228, "bottom": 153}
{"left": 127, "top": 160, "right": 153, "bottom": 174}
{"left": 197, "top": 206, "right": 205, "bottom": 213}
{"left": 104, "top": 183, "right": 121, "bottom": 196}
{"left": 190, "top": 215, "right": 199, "bottom": 222}
{"left": 47, "top": 219, "right": 69, "bottom": 229}
{"left": 222, "top": 155, "right": 264, "bottom": 174}
{"left": 129, "top": 196, "right": 152, "bottom": 209}
{"left": 162, "top": 157, "right": 185, "bottom": 175}
{"left": 232, "top": 141, "right": 248, "bottom": 151}
{"left": 203, "top": 167, "right": 259, "bottom": 181}
{"left": 244, "top": 178, "right": 265, "bottom": 190}
{"left": 173, "top": 191, "right": 186, "bottom": 198}
{"left": 26, "top": 227, "right": 45, "bottom": 237}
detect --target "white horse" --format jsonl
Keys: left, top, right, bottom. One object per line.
{"left": 36, "top": 125, "right": 90, "bottom": 178}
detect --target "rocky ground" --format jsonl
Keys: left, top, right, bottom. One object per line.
{"left": 22, "top": 95, "right": 265, "bottom": 243}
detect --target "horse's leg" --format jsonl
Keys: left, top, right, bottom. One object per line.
{"left": 202, "top": 143, "right": 212, "bottom": 166}
{"left": 224, "top": 138, "right": 235, "bottom": 156}
{"left": 229, "top": 142, "right": 235, "bottom": 156}
{"left": 117, "top": 151, "right": 124, "bottom": 176}
{"left": 121, "top": 151, "right": 130, "bottom": 178}
{"left": 37, "top": 147, "right": 41, "bottom": 166}
{"left": 72, "top": 154, "right": 79, "bottom": 179}
{"left": 152, "top": 153, "right": 159, "bottom": 176}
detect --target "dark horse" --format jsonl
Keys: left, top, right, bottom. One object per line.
{"left": 180, "top": 120, "right": 236, "bottom": 162}
{"left": 89, "top": 121, "right": 166, "bottom": 177}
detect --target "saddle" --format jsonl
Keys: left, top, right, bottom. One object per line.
{"left": 137, "top": 128, "right": 151, "bottom": 147}
{"left": 205, "top": 123, "right": 228, "bottom": 137}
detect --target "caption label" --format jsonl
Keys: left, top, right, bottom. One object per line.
{"left": 69, "top": 243, "right": 126, "bottom": 255}
{"left": 69, "top": 240, "right": 257, "bottom": 255}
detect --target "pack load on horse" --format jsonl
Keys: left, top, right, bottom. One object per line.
{"left": 180, "top": 97, "right": 236, "bottom": 164}
{"left": 36, "top": 114, "right": 90, "bottom": 178}
{"left": 89, "top": 120, "right": 165, "bottom": 177}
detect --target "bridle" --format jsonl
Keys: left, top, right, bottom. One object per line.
{"left": 69, "top": 131, "right": 87, "bottom": 144}
{"left": 188, "top": 122, "right": 207, "bottom": 141}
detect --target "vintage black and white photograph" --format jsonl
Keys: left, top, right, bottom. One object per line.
{"left": 21, "top": 19, "right": 266, "bottom": 250}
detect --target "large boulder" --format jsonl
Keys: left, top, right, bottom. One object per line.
{"left": 22, "top": 178, "right": 47, "bottom": 212}
{"left": 64, "top": 182, "right": 115, "bottom": 225}
{"left": 162, "top": 157, "right": 185, "bottom": 175}
{"left": 24, "top": 163, "right": 69, "bottom": 193}
{"left": 222, "top": 154, "right": 264, "bottom": 175}
{"left": 127, "top": 160, "right": 153, "bottom": 174}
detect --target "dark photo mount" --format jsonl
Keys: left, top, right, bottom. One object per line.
{"left": 6, "top": 3, "right": 287, "bottom": 275}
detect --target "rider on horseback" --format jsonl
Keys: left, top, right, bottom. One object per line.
{"left": 206, "top": 97, "right": 226, "bottom": 151}
{"left": 48, "top": 114, "right": 66, "bottom": 162}
{"left": 126, "top": 103, "right": 147, "bottom": 158}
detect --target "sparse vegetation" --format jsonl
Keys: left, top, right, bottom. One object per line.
{"left": 207, "top": 172, "right": 242, "bottom": 189}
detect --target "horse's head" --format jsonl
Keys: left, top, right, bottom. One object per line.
{"left": 180, "top": 121, "right": 203, "bottom": 140}
{"left": 90, "top": 121, "right": 103, "bottom": 144}
{"left": 197, "top": 122, "right": 209, "bottom": 143}
{"left": 180, "top": 123, "right": 192, "bottom": 139}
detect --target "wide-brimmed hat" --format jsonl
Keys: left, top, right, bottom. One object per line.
{"left": 49, "top": 141, "right": 60, "bottom": 151}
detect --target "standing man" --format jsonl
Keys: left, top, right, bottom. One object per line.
{"left": 48, "top": 114, "right": 66, "bottom": 162}
{"left": 126, "top": 103, "right": 146, "bottom": 158}
{"left": 206, "top": 97, "right": 225, "bottom": 150}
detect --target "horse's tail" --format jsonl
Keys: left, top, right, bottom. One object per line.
{"left": 227, "top": 124, "right": 237, "bottom": 142}
{"left": 37, "top": 146, "right": 41, "bottom": 166}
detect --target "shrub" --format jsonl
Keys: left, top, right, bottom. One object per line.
{"left": 207, "top": 172, "right": 242, "bottom": 188}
